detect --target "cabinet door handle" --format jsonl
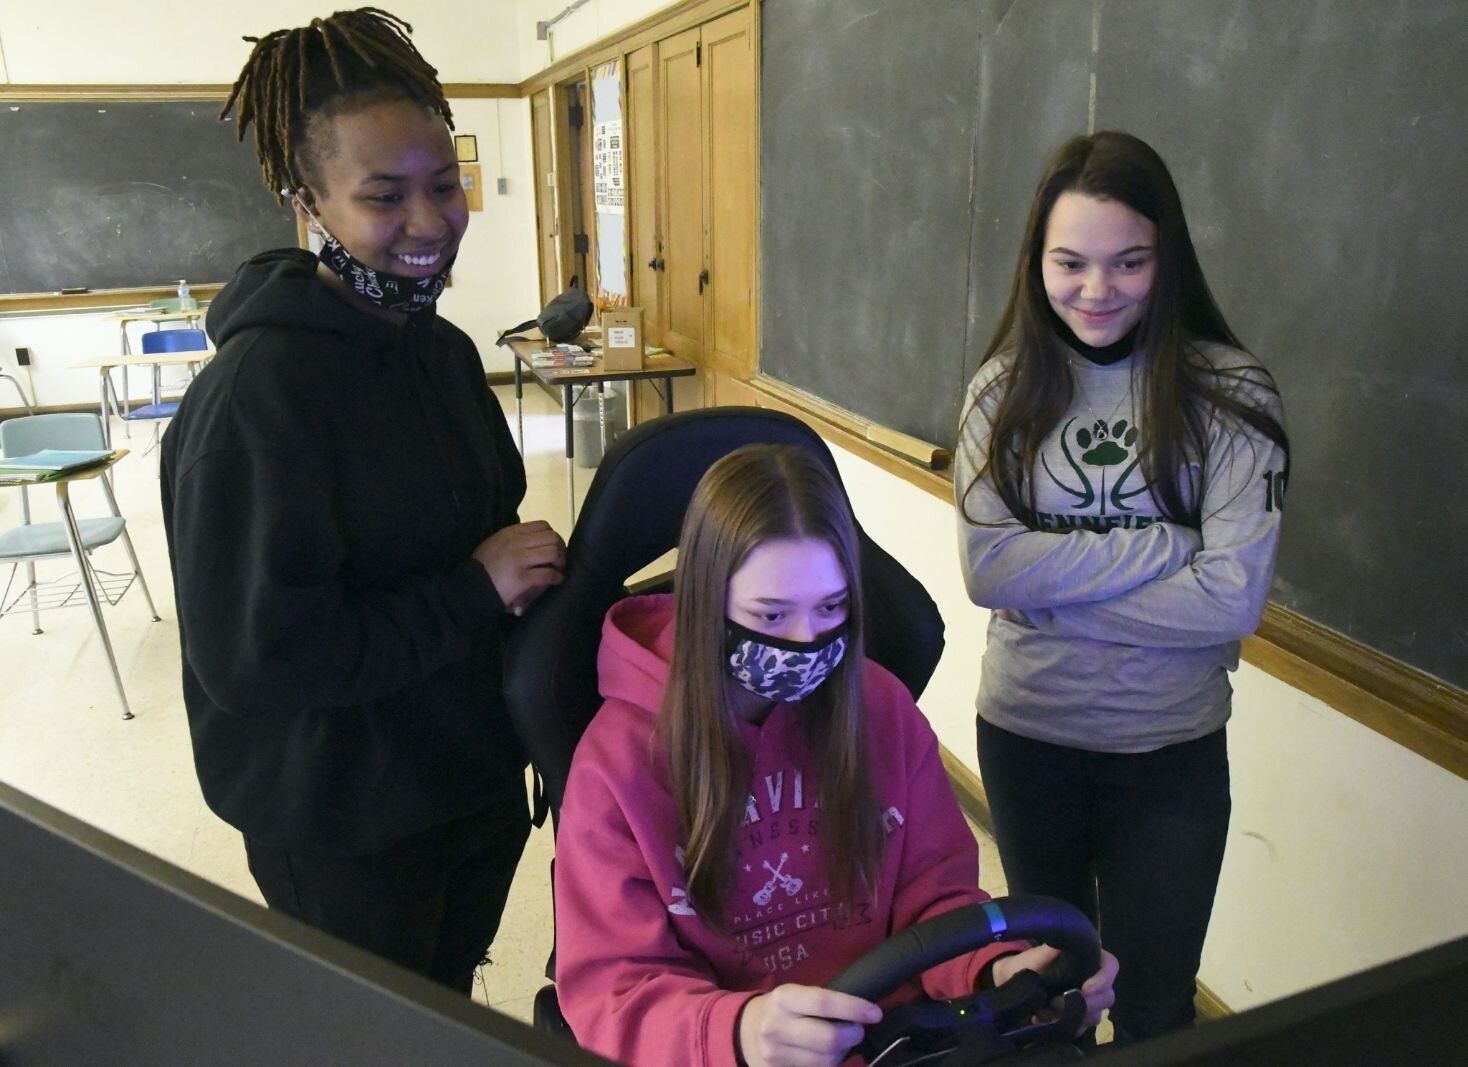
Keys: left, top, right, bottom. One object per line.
{"left": 698, "top": 269, "right": 710, "bottom": 294}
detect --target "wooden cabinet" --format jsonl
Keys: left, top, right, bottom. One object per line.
{"left": 699, "top": 8, "right": 755, "bottom": 381}
{"left": 656, "top": 25, "right": 705, "bottom": 365}
{"left": 626, "top": 44, "right": 661, "bottom": 346}
{"left": 633, "top": 9, "right": 755, "bottom": 385}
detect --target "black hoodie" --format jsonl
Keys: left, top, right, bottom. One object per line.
{"left": 161, "top": 249, "right": 527, "bottom": 855}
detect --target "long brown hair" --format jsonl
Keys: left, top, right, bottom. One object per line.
{"left": 220, "top": 7, "right": 453, "bottom": 202}
{"left": 961, "top": 131, "right": 1288, "bottom": 527}
{"left": 663, "top": 445, "right": 882, "bottom": 929}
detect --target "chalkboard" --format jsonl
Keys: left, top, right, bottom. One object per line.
{"left": 761, "top": 0, "right": 1468, "bottom": 690}
{"left": 0, "top": 99, "right": 297, "bottom": 295}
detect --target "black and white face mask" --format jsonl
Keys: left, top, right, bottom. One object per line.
{"left": 289, "top": 191, "right": 454, "bottom": 316}
{"left": 724, "top": 619, "right": 849, "bottom": 703}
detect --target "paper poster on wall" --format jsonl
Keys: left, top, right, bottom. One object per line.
{"left": 591, "top": 59, "right": 628, "bottom": 305}
{"left": 593, "top": 119, "right": 624, "bottom": 214}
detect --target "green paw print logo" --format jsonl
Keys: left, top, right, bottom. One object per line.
{"left": 1041, "top": 417, "right": 1150, "bottom": 515}
{"left": 1077, "top": 419, "right": 1138, "bottom": 466}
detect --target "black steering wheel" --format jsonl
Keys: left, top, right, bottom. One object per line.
{"left": 824, "top": 894, "right": 1102, "bottom": 1066}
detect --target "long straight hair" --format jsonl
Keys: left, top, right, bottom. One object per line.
{"left": 961, "top": 131, "right": 1289, "bottom": 527}
{"left": 662, "top": 445, "right": 882, "bottom": 929}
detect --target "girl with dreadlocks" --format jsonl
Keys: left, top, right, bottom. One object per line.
{"left": 955, "top": 132, "right": 1289, "bottom": 1041}
{"left": 160, "top": 8, "right": 564, "bottom": 992}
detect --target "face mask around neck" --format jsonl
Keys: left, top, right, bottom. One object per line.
{"left": 287, "top": 189, "right": 454, "bottom": 316}
{"left": 724, "top": 619, "right": 849, "bottom": 703}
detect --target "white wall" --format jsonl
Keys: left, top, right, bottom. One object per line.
{"left": 437, "top": 96, "right": 541, "bottom": 370}
{"left": 828, "top": 440, "right": 1468, "bottom": 1013}
{"left": 0, "top": 2, "right": 539, "bottom": 401}
{"left": 0, "top": 2, "right": 522, "bottom": 84}
{"left": 517, "top": 0, "right": 682, "bottom": 77}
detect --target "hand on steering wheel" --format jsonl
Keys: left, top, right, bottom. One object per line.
{"left": 737, "top": 984, "right": 881, "bottom": 1067}
{"left": 821, "top": 895, "right": 1110, "bottom": 1064}
{"left": 991, "top": 944, "right": 1119, "bottom": 1033}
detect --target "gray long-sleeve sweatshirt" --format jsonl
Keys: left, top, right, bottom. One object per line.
{"left": 955, "top": 342, "right": 1286, "bottom": 753}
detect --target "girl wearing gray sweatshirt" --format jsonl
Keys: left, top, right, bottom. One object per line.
{"left": 956, "top": 131, "right": 1288, "bottom": 1043}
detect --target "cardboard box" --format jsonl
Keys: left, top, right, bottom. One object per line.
{"left": 601, "top": 308, "right": 644, "bottom": 371}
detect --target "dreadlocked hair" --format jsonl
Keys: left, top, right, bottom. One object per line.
{"left": 221, "top": 7, "right": 454, "bottom": 204}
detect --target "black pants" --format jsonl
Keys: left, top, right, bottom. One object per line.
{"left": 977, "top": 717, "right": 1230, "bottom": 1042}
{"left": 244, "top": 797, "right": 531, "bottom": 995}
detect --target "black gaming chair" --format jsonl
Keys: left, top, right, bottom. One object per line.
{"left": 501, "top": 407, "right": 946, "bottom": 1036}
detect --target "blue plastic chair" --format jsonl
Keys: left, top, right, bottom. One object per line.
{"left": 116, "top": 328, "right": 209, "bottom": 450}
{"left": 0, "top": 413, "right": 160, "bottom": 718}
{"left": 140, "top": 328, "right": 207, "bottom": 354}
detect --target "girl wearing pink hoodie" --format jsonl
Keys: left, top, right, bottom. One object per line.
{"left": 554, "top": 445, "right": 1116, "bottom": 1067}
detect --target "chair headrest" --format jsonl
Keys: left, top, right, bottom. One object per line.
{"left": 568, "top": 406, "right": 838, "bottom": 583}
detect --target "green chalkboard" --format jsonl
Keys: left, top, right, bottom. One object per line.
{"left": 760, "top": 0, "right": 1468, "bottom": 689}
{"left": 0, "top": 99, "right": 296, "bottom": 295}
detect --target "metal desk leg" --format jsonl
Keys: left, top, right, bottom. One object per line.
{"left": 98, "top": 475, "right": 161, "bottom": 624}
{"left": 1, "top": 372, "right": 33, "bottom": 413}
{"left": 664, "top": 376, "right": 675, "bottom": 415}
{"left": 597, "top": 382, "right": 608, "bottom": 458}
{"left": 99, "top": 373, "right": 112, "bottom": 449}
{"left": 513, "top": 358, "right": 524, "bottom": 453}
{"left": 563, "top": 383, "right": 576, "bottom": 529}
{"left": 24, "top": 560, "right": 42, "bottom": 634}
{"left": 120, "top": 366, "right": 133, "bottom": 439}
{"left": 56, "top": 482, "right": 134, "bottom": 720}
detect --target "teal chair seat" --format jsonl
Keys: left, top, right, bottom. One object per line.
{"left": 0, "top": 516, "right": 126, "bottom": 559}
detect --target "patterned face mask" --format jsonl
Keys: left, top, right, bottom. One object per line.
{"left": 316, "top": 232, "right": 454, "bottom": 315}
{"left": 724, "top": 619, "right": 849, "bottom": 703}
{"left": 289, "top": 191, "right": 454, "bottom": 315}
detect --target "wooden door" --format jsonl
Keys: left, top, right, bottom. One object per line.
{"left": 530, "top": 89, "right": 560, "bottom": 306}
{"left": 572, "top": 81, "right": 599, "bottom": 295}
{"left": 627, "top": 44, "right": 661, "bottom": 346}
{"left": 553, "top": 79, "right": 592, "bottom": 290}
{"left": 701, "top": 8, "right": 755, "bottom": 379}
{"left": 658, "top": 25, "right": 704, "bottom": 362}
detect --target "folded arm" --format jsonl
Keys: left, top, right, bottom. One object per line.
{"left": 1021, "top": 408, "right": 1286, "bottom": 647}
{"left": 956, "top": 384, "right": 1202, "bottom": 611}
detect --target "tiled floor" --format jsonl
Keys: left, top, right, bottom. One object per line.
{"left": 0, "top": 383, "right": 1006, "bottom": 1031}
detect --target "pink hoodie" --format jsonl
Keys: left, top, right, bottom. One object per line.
{"left": 554, "top": 595, "right": 1013, "bottom": 1067}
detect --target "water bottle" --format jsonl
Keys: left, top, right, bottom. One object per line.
{"left": 177, "top": 278, "right": 197, "bottom": 312}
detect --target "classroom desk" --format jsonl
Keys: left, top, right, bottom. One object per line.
{"left": 71, "top": 350, "right": 215, "bottom": 448}
{"left": 105, "top": 307, "right": 207, "bottom": 355}
{"left": 0, "top": 450, "right": 157, "bottom": 719}
{"left": 504, "top": 336, "right": 697, "bottom": 526}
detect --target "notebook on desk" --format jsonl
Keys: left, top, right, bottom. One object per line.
{"left": 0, "top": 449, "right": 114, "bottom": 484}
